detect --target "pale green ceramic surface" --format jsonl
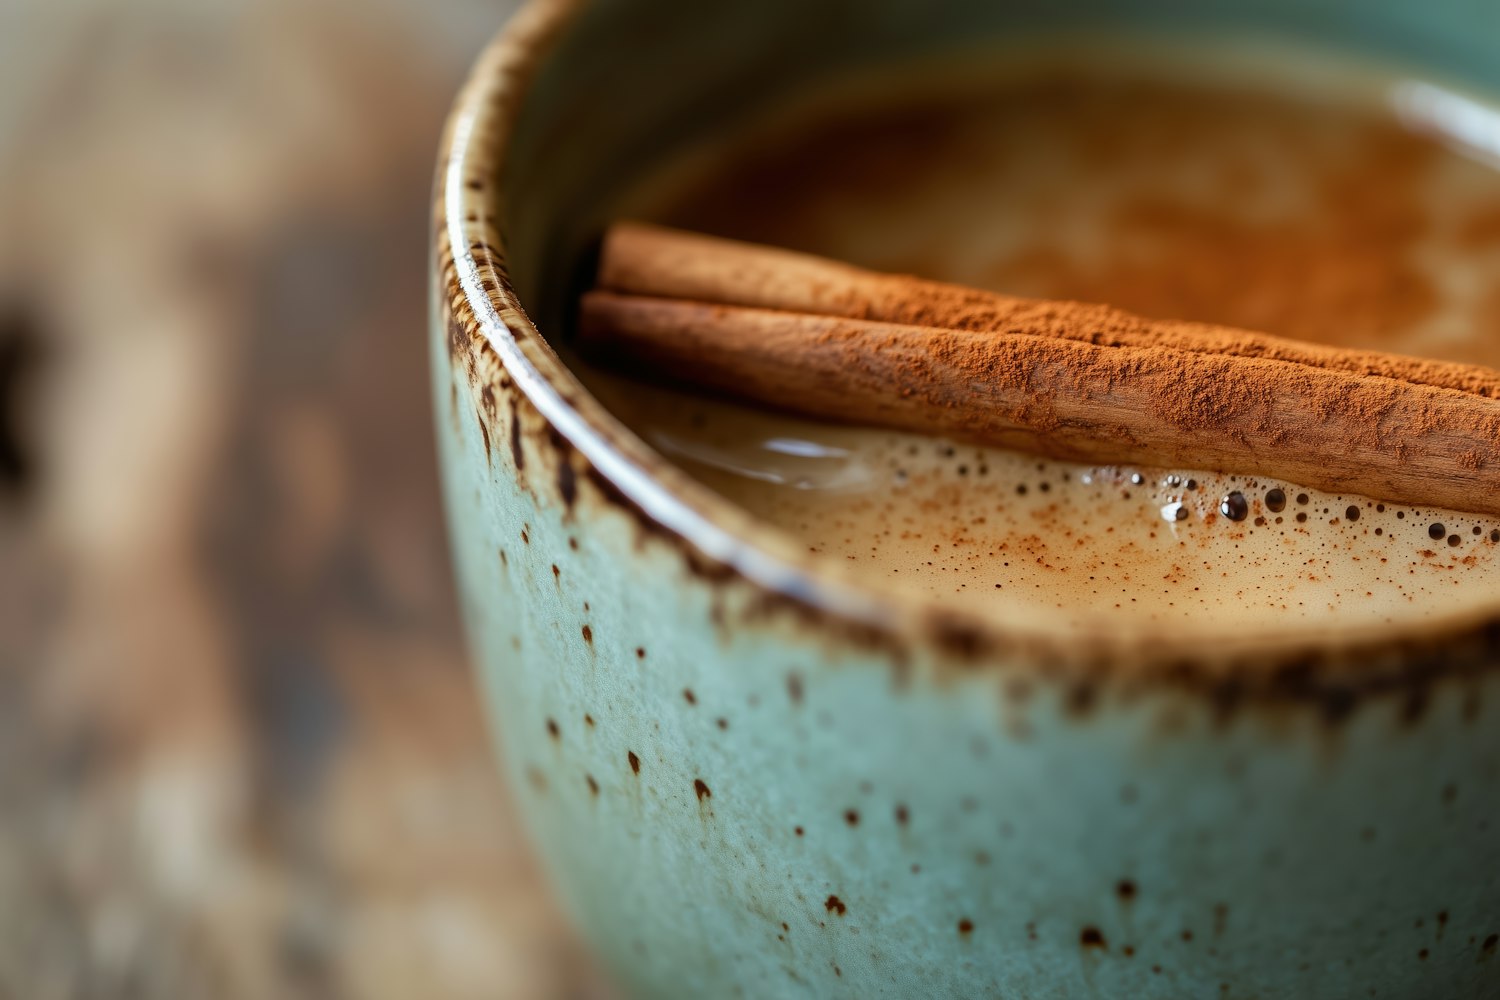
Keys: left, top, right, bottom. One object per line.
{"left": 433, "top": 1, "right": 1500, "bottom": 996}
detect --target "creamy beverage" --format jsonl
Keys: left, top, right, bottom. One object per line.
{"left": 584, "top": 43, "right": 1500, "bottom": 637}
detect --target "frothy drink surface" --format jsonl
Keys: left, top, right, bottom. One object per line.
{"left": 590, "top": 46, "right": 1500, "bottom": 636}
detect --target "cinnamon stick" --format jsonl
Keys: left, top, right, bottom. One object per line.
{"left": 600, "top": 222, "right": 1500, "bottom": 399}
{"left": 581, "top": 228, "right": 1500, "bottom": 516}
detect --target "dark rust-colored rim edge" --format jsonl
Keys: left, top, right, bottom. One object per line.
{"left": 435, "top": 0, "right": 1500, "bottom": 715}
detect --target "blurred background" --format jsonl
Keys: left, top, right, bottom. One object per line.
{"left": 0, "top": 0, "right": 610, "bottom": 996}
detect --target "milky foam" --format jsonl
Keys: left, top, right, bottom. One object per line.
{"left": 587, "top": 43, "right": 1500, "bottom": 636}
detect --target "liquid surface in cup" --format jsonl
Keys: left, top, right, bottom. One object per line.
{"left": 588, "top": 43, "right": 1500, "bottom": 637}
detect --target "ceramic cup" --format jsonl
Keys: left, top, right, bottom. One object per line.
{"left": 432, "top": 1, "right": 1500, "bottom": 996}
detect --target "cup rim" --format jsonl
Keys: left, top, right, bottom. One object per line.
{"left": 436, "top": 0, "right": 1500, "bottom": 705}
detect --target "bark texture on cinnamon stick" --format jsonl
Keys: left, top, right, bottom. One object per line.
{"left": 582, "top": 224, "right": 1500, "bottom": 516}
{"left": 600, "top": 222, "right": 1500, "bottom": 398}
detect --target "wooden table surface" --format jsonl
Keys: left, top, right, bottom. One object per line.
{"left": 0, "top": 2, "right": 612, "bottom": 996}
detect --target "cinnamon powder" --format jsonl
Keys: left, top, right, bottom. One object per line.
{"left": 655, "top": 75, "right": 1454, "bottom": 351}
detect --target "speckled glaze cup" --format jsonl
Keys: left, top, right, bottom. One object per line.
{"left": 432, "top": 1, "right": 1500, "bottom": 996}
